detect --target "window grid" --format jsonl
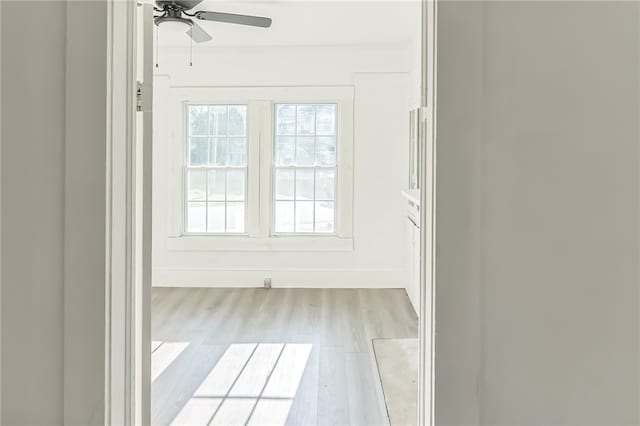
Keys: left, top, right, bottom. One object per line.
{"left": 273, "top": 103, "right": 337, "bottom": 234}
{"left": 185, "top": 104, "right": 248, "bottom": 234}
{"left": 185, "top": 167, "right": 246, "bottom": 230}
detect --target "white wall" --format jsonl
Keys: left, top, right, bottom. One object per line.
{"left": 435, "top": 2, "right": 640, "bottom": 425}
{"left": 153, "top": 45, "right": 414, "bottom": 288}
{"left": 1, "top": 1, "right": 108, "bottom": 424}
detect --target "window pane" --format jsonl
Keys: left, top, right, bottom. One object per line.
{"left": 228, "top": 137, "right": 246, "bottom": 167}
{"left": 316, "top": 136, "right": 336, "bottom": 166}
{"left": 315, "top": 201, "right": 334, "bottom": 233}
{"left": 295, "top": 201, "right": 314, "bottom": 232}
{"left": 210, "top": 138, "right": 227, "bottom": 166}
{"left": 275, "top": 137, "right": 295, "bottom": 166}
{"left": 207, "top": 169, "right": 225, "bottom": 201}
{"left": 295, "top": 137, "right": 314, "bottom": 166}
{"left": 316, "top": 104, "right": 336, "bottom": 135}
{"left": 276, "top": 104, "right": 296, "bottom": 135}
{"left": 189, "top": 105, "right": 209, "bottom": 136}
{"left": 190, "top": 137, "right": 209, "bottom": 166}
{"left": 296, "top": 105, "right": 315, "bottom": 135}
{"left": 210, "top": 106, "right": 228, "bottom": 136}
{"left": 207, "top": 202, "right": 225, "bottom": 233}
{"left": 315, "top": 169, "right": 335, "bottom": 200}
{"left": 296, "top": 169, "right": 314, "bottom": 201}
{"left": 226, "top": 203, "right": 245, "bottom": 233}
{"left": 187, "top": 170, "right": 206, "bottom": 201}
{"left": 228, "top": 106, "right": 247, "bottom": 136}
{"left": 296, "top": 105, "right": 316, "bottom": 135}
{"left": 187, "top": 202, "right": 206, "bottom": 233}
{"left": 275, "top": 169, "right": 294, "bottom": 200}
{"left": 226, "top": 169, "right": 245, "bottom": 202}
{"left": 274, "top": 201, "right": 294, "bottom": 233}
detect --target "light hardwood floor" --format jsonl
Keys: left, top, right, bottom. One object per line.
{"left": 151, "top": 288, "right": 418, "bottom": 426}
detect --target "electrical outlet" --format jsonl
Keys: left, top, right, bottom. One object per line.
{"left": 264, "top": 278, "right": 272, "bottom": 289}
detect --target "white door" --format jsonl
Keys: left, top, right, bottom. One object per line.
{"left": 134, "top": 3, "right": 154, "bottom": 425}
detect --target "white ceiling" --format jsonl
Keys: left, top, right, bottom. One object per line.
{"left": 155, "top": 0, "right": 421, "bottom": 47}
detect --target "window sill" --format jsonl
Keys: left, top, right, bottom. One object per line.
{"left": 166, "top": 235, "right": 354, "bottom": 252}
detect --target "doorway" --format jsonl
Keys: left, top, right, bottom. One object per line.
{"left": 106, "top": 1, "right": 436, "bottom": 425}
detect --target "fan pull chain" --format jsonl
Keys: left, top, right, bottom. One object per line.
{"left": 155, "top": 24, "right": 159, "bottom": 68}
{"left": 189, "top": 28, "right": 193, "bottom": 67}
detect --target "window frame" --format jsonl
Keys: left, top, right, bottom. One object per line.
{"left": 183, "top": 103, "right": 250, "bottom": 236}
{"left": 165, "top": 86, "right": 354, "bottom": 252}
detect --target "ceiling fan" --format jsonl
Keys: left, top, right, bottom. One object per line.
{"left": 154, "top": 0, "right": 272, "bottom": 43}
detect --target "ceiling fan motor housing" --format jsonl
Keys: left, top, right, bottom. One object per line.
{"left": 154, "top": 15, "right": 194, "bottom": 28}
{"left": 154, "top": 1, "right": 199, "bottom": 26}
{"left": 156, "top": 1, "right": 198, "bottom": 10}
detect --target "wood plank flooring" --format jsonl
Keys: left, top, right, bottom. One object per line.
{"left": 151, "top": 288, "right": 418, "bottom": 426}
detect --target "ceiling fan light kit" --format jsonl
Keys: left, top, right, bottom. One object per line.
{"left": 153, "top": 0, "right": 272, "bottom": 66}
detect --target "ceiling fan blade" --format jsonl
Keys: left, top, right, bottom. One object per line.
{"left": 187, "top": 22, "right": 212, "bottom": 43}
{"left": 195, "top": 11, "right": 272, "bottom": 28}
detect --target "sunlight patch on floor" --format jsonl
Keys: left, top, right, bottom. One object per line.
{"left": 247, "top": 399, "right": 294, "bottom": 426}
{"left": 169, "top": 343, "right": 312, "bottom": 426}
{"left": 263, "top": 344, "right": 312, "bottom": 399}
{"left": 209, "top": 398, "right": 257, "bottom": 426}
{"left": 171, "top": 398, "right": 223, "bottom": 426}
{"left": 152, "top": 340, "right": 164, "bottom": 353}
{"left": 228, "top": 344, "right": 284, "bottom": 397}
{"left": 151, "top": 341, "right": 190, "bottom": 382}
{"left": 195, "top": 343, "right": 257, "bottom": 397}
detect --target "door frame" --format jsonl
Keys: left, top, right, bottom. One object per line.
{"left": 104, "top": 0, "right": 437, "bottom": 424}
{"left": 419, "top": 1, "right": 437, "bottom": 425}
{"left": 105, "top": 0, "right": 135, "bottom": 422}
{"left": 105, "top": 0, "right": 152, "bottom": 424}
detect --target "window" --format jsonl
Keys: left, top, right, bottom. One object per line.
{"left": 170, "top": 86, "right": 353, "bottom": 249}
{"left": 185, "top": 104, "right": 248, "bottom": 234}
{"left": 273, "top": 104, "right": 337, "bottom": 234}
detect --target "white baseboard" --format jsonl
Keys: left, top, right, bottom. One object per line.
{"left": 152, "top": 267, "right": 405, "bottom": 289}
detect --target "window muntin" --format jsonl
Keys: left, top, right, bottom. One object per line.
{"left": 185, "top": 104, "right": 248, "bottom": 234}
{"left": 273, "top": 103, "right": 337, "bottom": 234}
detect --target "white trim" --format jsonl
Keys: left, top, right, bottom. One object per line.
{"left": 167, "top": 235, "right": 353, "bottom": 252}
{"left": 135, "top": 4, "right": 154, "bottom": 426}
{"left": 106, "top": 0, "right": 138, "bottom": 424}
{"left": 153, "top": 267, "right": 405, "bottom": 289}
{"left": 254, "top": 99, "right": 271, "bottom": 238}
{"left": 0, "top": 2, "right": 3, "bottom": 419}
{"left": 419, "top": 1, "right": 437, "bottom": 426}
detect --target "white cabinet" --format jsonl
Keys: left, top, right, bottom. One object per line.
{"left": 407, "top": 218, "right": 420, "bottom": 314}
{"left": 403, "top": 190, "right": 421, "bottom": 315}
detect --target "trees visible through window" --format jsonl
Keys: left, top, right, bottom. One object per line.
{"left": 183, "top": 100, "right": 344, "bottom": 237}
{"left": 185, "top": 104, "right": 248, "bottom": 233}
